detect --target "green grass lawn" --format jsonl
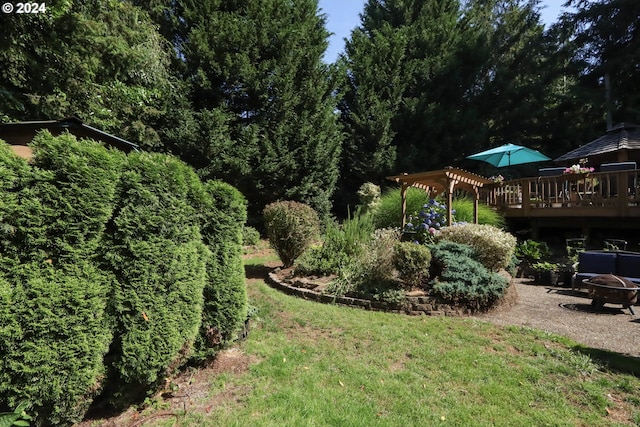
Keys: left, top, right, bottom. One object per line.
{"left": 147, "top": 251, "right": 640, "bottom": 427}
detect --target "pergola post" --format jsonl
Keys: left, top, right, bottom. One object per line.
{"left": 401, "top": 183, "right": 409, "bottom": 228}
{"left": 447, "top": 179, "right": 455, "bottom": 226}
{"left": 473, "top": 187, "right": 480, "bottom": 224}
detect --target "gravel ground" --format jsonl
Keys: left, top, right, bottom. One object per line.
{"left": 475, "top": 278, "right": 640, "bottom": 358}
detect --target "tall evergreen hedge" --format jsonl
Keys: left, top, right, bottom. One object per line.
{"left": 192, "top": 180, "right": 248, "bottom": 362}
{"left": 0, "top": 133, "right": 120, "bottom": 426}
{"left": 0, "top": 142, "right": 31, "bottom": 271}
{"left": 0, "top": 262, "right": 112, "bottom": 426}
{"left": 101, "top": 152, "right": 208, "bottom": 403}
{"left": 0, "top": 134, "right": 249, "bottom": 425}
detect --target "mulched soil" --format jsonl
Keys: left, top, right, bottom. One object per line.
{"left": 474, "top": 278, "right": 640, "bottom": 358}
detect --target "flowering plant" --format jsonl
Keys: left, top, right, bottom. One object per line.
{"left": 488, "top": 174, "right": 504, "bottom": 183}
{"left": 403, "top": 199, "right": 452, "bottom": 244}
{"left": 563, "top": 164, "right": 594, "bottom": 174}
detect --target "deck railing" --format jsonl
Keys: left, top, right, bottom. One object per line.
{"left": 483, "top": 170, "right": 640, "bottom": 218}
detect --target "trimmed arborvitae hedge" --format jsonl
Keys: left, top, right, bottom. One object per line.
{"left": 0, "top": 142, "right": 32, "bottom": 271}
{"left": 3, "top": 132, "right": 125, "bottom": 265}
{"left": 192, "top": 180, "right": 248, "bottom": 362}
{"left": 0, "top": 134, "right": 120, "bottom": 425}
{"left": 101, "top": 152, "right": 209, "bottom": 404}
{"left": 0, "top": 262, "right": 112, "bottom": 427}
{"left": 0, "top": 134, "right": 248, "bottom": 425}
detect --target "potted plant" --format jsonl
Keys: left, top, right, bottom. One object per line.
{"left": 557, "top": 259, "right": 577, "bottom": 287}
{"left": 514, "top": 239, "right": 551, "bottom": 278}
{"left": 531, "top": 261, "right": 560, "bottom": 286}
{"left": 563, "top": 158, "right": 594, "bottom": 181}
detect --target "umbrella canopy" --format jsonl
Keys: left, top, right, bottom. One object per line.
{"left": 467, "top": 143, "right": 551, "bottom": 168}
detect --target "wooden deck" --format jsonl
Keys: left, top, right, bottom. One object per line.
{"left": 483, "top": 170, "right": 640, "bottom": 223}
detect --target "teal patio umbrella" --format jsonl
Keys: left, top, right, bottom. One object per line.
{"left": 467, "top": 143, "right": 551, "bottom": 168}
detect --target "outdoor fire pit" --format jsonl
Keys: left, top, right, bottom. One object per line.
{"left": 582, "top": 276, "right": 639, "bottom": 315}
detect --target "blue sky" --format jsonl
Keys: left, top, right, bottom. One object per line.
{"left": 318, "top": 1, "right": 571, "bottom": 62}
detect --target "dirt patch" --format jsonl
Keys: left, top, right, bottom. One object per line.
{"left": 75, "top": 349, "right": 258, "bottom": 427}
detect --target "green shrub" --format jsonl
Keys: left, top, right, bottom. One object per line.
{"left": 295, "top": 245, "right": 347, "bottom": 277}
{"left": 0, "top": 134, "right": 249, "bottom": 422}
{"left": 437, "top": 223, "right": 516, "bottom": 272}
{"left": 373, "top": 187, "right": 429, "bottom": 229}
{"left": 329, "top": 228, "right": 401, "bottom": 300}
{"left": 451, "top": 196, "right": 505, "bottom": 228}
{"left": 0, "top": 134, "right": 123, "bottom": 425}
{"left": 0, "top": 132, "right": 124, "bottom": 266}
{"left": 429, "top": 241, "right": 509, "bottom": 310}
{"left": 295, "top": 209, "right": 375, "bottom": 276}
{"left": 264, "top": 201, "right": 320, "bottom": 267}
{"left": 0, "top": 141, "right": 31, "bottom": 271}
{"left": 102, "top": 152, "right": 208, "bottom": 404}
{"left": 0, "top": 262, "right": 112, "bottom": 426}
{"left": 515, "top": 239, "right": 551, "bottom": 265}
{"left": 192, "top": 180, "right": 248, "bottom": 362}
{"left": 356, "top": 182, "right": 381, "bottom": 213}
{"left": 242, "top": 225, "right": 261, "bottom": 246}
{"left": 393, "top": 242, "right": 431, "bottom": 287}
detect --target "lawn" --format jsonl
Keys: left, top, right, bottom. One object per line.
{"left": 108, "top": 249, "right": 640, "bottom": 427}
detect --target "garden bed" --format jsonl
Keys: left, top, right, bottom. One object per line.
{"left": 267, "top": 267, "right": 518, "bottom": 316}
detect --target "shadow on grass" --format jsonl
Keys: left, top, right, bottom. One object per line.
{"left": 244, "top": 263, "right": 274, "bottom": 280}
{"left": 573, "top": 345, "right": 640, "bottom": 377}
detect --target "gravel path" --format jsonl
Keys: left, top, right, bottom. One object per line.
{"left": 475, "top": 278, "right": 640, "bottom": 358}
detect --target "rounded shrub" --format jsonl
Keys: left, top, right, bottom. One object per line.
{"left": 437, "top": 223, "right": 516, "bottom": 272}
{"left": 263, "top": 201, "right": 320, "bottom": 267}
{"left": 393, "top": 242, "right": 431, "bottom": 287}
{"left": 428, "top": 241, "right": 509, "bottom": 310}
{"left": 242, "top": 225, "right": 261, "bottom": 246}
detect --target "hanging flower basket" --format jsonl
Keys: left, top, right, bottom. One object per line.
{"left": 563, "top": 164, "right": 594, "bottom": 181}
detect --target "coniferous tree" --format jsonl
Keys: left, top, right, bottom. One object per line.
{"left": 337, "top": 0, "right": 563, "bottom": 190}
{"left": 561, "top": 0, "right": 640, "bottom": 125}
{"left": 139, "top": 0, "right": 342, "bottom": 219}
{"left": 0, "top": 1, "right": 178, "bottom": 149}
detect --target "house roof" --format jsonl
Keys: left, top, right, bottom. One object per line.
{"left": 554, "top": 123, "right": 640, "bottom": 163}
{"left": 0, "top": 117, "right": 139, "bottom": 157}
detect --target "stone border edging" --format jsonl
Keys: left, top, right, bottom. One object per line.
{"left": 266, "top": 271, "right": 517, "bottom": 316}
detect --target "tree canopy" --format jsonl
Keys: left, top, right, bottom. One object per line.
{"left": 1, "top": 0, "right": 638, "bottom": 219}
